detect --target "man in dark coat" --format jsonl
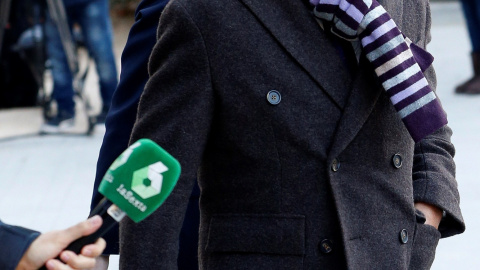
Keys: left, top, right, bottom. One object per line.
{"left": 121, "top": 0, "right": 465, "bottom": 269}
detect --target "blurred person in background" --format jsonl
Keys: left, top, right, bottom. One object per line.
{"left": 41, "top": 0, "right": 118, "bottom": 133}
{"left": 0, "top": 215, "right": 105, "bottom": 270}
{"left": 88, "top": 0, "right": 200, "bottom": 269}
{"left": 456, "top": 0, "right": 480, "bottom": 94}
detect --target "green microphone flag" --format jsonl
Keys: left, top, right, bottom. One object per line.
{"left": 39, "top": 139, "right": 181, "bottom": 269}
{"left": 99, "top": 138, "right": 181, "bottom": 223}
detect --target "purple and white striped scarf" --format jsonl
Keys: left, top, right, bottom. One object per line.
{"left": 311, "top": 0, "right": 447, "bottom": 142}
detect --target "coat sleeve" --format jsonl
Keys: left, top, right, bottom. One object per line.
{"left": 89, "top": 0, "right": 168, "bottom": 254}
{"left": 412, "top": 126, "right": 465, "bottom": 238}
{"left": 0, "top": 220, "right": 40, "bottom": 270}
{"left": 119, "top": 1, "right": 213, "bottom": 268}
{"left": 412, "top": 2, "right": 465, "bottom": 238}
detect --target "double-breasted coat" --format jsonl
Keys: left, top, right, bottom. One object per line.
{"left": 120, "top": 0, "right": 465, "bottom": 269}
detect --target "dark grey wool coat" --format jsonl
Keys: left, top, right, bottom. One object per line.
{"left": 120, "top": 0, "right": 465, "bottom": 269}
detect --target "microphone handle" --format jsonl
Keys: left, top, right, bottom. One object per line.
{"left": 39, "top": 198, "right": 121, "bottom": 270}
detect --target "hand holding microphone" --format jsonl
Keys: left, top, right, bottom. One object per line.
{"left": 38, "top": 139, "right": 181, "bottom": 269}
{"left": 15, "top": 216, "right": 105, "bottom": 270}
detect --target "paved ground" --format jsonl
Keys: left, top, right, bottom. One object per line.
{"left": 0, "top": 2, "right": 478, "bottom": 269}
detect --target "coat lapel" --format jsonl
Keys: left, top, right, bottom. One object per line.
{"left": 327, "top": 0, "right": 404, "bottom": 159}
{"left": 328, "top": 59, "right": 382, "bottom": 160}
{"left": 238, "top": 0, "right": 352, "bottom": 108}
{"left": 239, "top": 0, "right": 402, "bottom": 159}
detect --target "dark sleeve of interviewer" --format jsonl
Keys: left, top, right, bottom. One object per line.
{"left": 0, "top": 220, "right": 40, "bottom": 269}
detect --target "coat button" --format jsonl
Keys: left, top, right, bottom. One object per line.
{"left": 331, "top": 158, "right": 340, "bottom": 172}
{"left": 319, "top": 239, "right": 333, "bottom": 254}
{"left": 266, "top": 90, "right": 281, "bottom": 105}
{"left": 392, "top": 154, "right": 402, "bottom": 169}
{"left": 399, "top": 229, "right": 408, "bottom": 244}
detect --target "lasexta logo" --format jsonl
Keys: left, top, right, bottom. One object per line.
{"left": 131, "top": 162, "right": 169, "bottom": 199}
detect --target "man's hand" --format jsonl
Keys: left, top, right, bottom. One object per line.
{"left": 415, "top": 202, "right": 443, "bottom": 229}
{"left": 16, "top": 215, "right": 106, "bottom": 270}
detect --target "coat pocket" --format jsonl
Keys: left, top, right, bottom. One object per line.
{"left": 408, "top": 222, "right": 441, "bottom": 270}
{"left": 205, "top": 213, "right": 305, "bottom": 269}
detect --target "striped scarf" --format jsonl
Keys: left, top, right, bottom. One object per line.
{"left": 311, "top": 0, "right": 447, "bottom": 142}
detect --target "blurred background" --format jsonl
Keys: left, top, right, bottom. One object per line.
{"left": 0, "top": 0, "right": 479, "bottom": 269}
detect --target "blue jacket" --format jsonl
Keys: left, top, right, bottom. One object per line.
{"left": 90, "top": 0, "right": 200, "bottom": 270}
{"left": 90, "top": 0, "right": 169, "bottom": 255}
{"left": 64, "top": 0, "right": 98, "bottom": 8}
{"left": 89, "top": 2, "right": 200, "bottom": 269}
{"left": 0, "top": 220, "right": 40, "bottom": 270}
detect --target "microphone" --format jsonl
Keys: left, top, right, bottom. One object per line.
{"left": 40, "top": 139, "right": 181, "bottom": 269}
